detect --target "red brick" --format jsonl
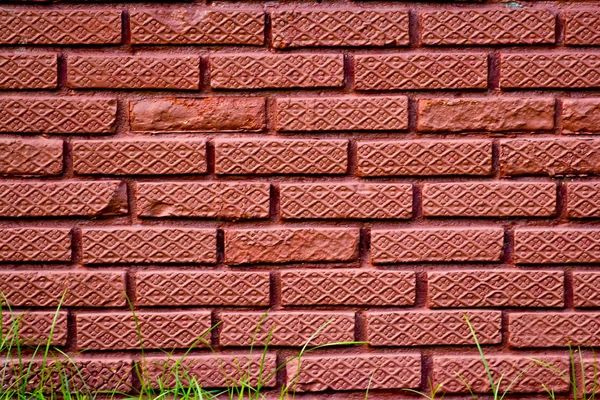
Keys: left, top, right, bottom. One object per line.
{"left": 73, "top": 138, "right": 207, "bottom": 176}
{"left": 422, "top": 181, "right": 556, "bottom": 217}
{"left": 0, "top": 54, "right": 56, "bottom": 89}
{"left": 563, "top": 98, "right": 600, "bottom": 134}
{"left": 565, "top": 10, "right": 600, "bottom": 45}
{"left": 573, "top": 272, "right": 600, "bottom": 308}
{"left": 66, "top": 56, "right": 200, "bottom": 90}
{"left": 2, "top": 311, "right": 67, "bottom": 346}
{"left": 287, "top": 353, "right": 421, "bottom": 391}
{"left": 272, "top": 9, "right": 409, "bottom": 48}
{"left": 130, "top": 9, "right": 264, "bottom": 45}
{"left": 281, "top": 183, "right": 412, "bottom": 219}
{"left": 0, "top": 228, "right": 71, "bottom": 262}
{"left": 514, "top": 228, "right": 600, "bottom": 264}
{"left": 215, "top": 139, "right": 348, "bottom": 175}
{"left": 281, "top": 270, "right": 415, "bottom": 306}
{"left": 0, "top": 9, "right": 121, "bottom": 45}
{"left": 136, "top": 271, "right": 270, "bottom": 306}
{"left": 420, "top": 9, "right": 555, "bottom": 45}
{"left": 130, "top": 98, "right": 265, "bottom": 132}
{"left": 355, "top": 54, "right": 487, "bottom": 90}
{"left": 418, "top": 98, "right": 555, "bottom": 132}
{"left": 82, "top": 228, "right": 216, "bottom": 264}
{"left": 428, "top": 270, "right": 564, "bottom": 308}
{"left": 224, "top": 228, "right": 359, "bottom": 264}
{"left": 76, "top": 311, "right": 211, "bottom": 350}
{"left": 371, "top": 227, "right": 504, "bottom": 264}
{"left": 276, "top": 96, "right": 408, "bottom": 131}
{"left": 211, "top": 54, "right": 343, "bottom": 89}
{"left": 136, "top": 182, "right": 270, "bottom": 219}
{"left": 0, "top": 181, "right": 127, "bottom": 217}
{"left": 0, "top": 97, "right": 117, "bottom": 134}
{"left": 219, "top": 311, "right": 354, "bottom": 347}
{"left": 357, "top": 139, "right": 492, "bottom": 177}
{"left": 582, "top": 358, "right": 600, "bottom": 394}
{"left": 0, "top": 138, "right": 62, "bottom": 176}
{"left": 567, "top": 182, "right": 600, "bottom": 218}
{"left": 0, "top": 271, "right": 125, "bottom": 307}
{"left": 432, "top": 356, "right": 569, "bottom": 393}
{"left": 366, "top": 310, "right": 501, "bottom": 346}
{"left": 509, "top": 312, "right": 600, "bottom": 348}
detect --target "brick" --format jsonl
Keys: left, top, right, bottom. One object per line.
{"left": 219, "top": 311, "right": 354, "bottom": 347}
{"left": 366, "top": 310, "right": 501, "bottom": 346}
{"left": 276, "top": 96, "right": 408, "bottom": 132}
{"left": 130, "top": 98, "right": 265, "bottom": 132}
{"left": 573, "top": 272, "right": 600, "bottom": 307}
{"left": 215, "top": 139, "right": 348, "bottom": 175}
{"left": 0, "top": 138, "right": 62, "bottom": 176}
{"left": 357, "top": 139, "right": 492, "bottom": 177}
{"left": 2, "top": 311, "right": 67, "bottom": 346}
{"left": 428, "top": 270, "right": 564, "bottom": 308}
{"left": 82, "top": 228, "right": 216, "bottom": 264}
{"left": 136, "top": 271, "right": 270, "bottom": 306}
{"left": 500, "top": 138, "right": 600, "bottom": 176}
{"left": 76, "top": 311, "right": 211, "bottom": 350}
{"left": 421, "top": 9, "right": 555, "bottom": 45}
{"left": 514, "top": 228, "right": 600, "bottom": 264}
{"left": 509, "top": 312, "right": 600, "bottom": 348}
{"left": 422, "top": 181, "right": 556, "bottom": 217}
{"left": 287, "top": 354, "right": 421, "bottom": 392}
{"left": 501, "top": 53, "right": 600, "bottom": 89}
{"left": 130, "top": 9, "right": 264, "bottom": 45}
{"left": 567, "top": 182, "right": 600, "bottom": 218}
{"left": 73, "top": 138, "right": 207, "bottom": 176}
{"left": 0, "top": 181, "right": 127, "bottom": 217}
{"left": 272, "top": 9, "right": 409, "bottom": 48}
{"left": 281, "top": 270, "right": 415, "bottom": 306}
{"left": 432, "top": 356, "right": 569, "bottom": 393}
{"left": 355, "top": 54, "right": 487, "bottom": 90}
{"left": 0, "top": 271, "right": 125, "bottom": 307}
{"left": 0, "top": 54, "right": 56, "bottom": 89}
{"left": 0, "top": 228, "right": 71, "bottom": 262}
{"left": 66, "top": 56, "right": 199, "bottom": 90}
{"left": 563, "top": 98, "right": 600, "bottom": 134}
{"left": 224, "top": 228, "right": 359, "bottom": 264}
{"left": 418, "top": 98, "right": 554, "bottom": 132}
{"left": 0, "top": 10, "right": 121, "bottom": 45}
{"left": 211, "top": 54, "right": 343, "bottom": 89}
{"left": 371, "top": 227, "right": 504, "bottom": 264}
{"left": 582, "top": 359, "right": 600, "bottom": 394}
{"left": 0, "top": 97, "right": 117, "bottom": 134}
{"left": 565, "top": 10, "right": 600, "bottom": 45}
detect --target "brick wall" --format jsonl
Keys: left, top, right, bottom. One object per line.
{"left": 1, "top": 0, "right": 600, "bottom": 398}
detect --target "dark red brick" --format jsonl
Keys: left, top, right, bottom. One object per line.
{"left": 567, "top": 182, "right": 600, "bottom": 218}
{"left": 0, "top": 228, "right": 71, "bottom": 262}
{"left": 2, "top": 311, "right": 67, "bottom": 346}
{"left": 514, "top": 228, "right": 600, "bottom": 264}
{"left": 563, "top": 98, "right": 600, "bottom": 134}
{"left": 0, "top": 54, "right": 56, "bottom": 89}
{"left": 0, "top": 138, "right": 62, "bottom": 176}
{"left": 509, "top": 312, "right": 600, "bottom": 348}
{"left": 574, "top": 272, "right": 600, "bottom": 308}
{"left": 565, "top": 10, "right": 600, "bottom": 45}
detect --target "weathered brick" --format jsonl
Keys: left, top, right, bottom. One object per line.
{"left": 130, "top": 98, "right": 265, "bottom": 132}
{"left": 0, "top": 271, "right": 125, "bottom": 307}
{"left": 136, "top": 271, "right": 270, "bottom": 306}
{"left": 509, "top": 312, "right": 600, "bottom": 348}
{"left": 2, "top": 311, "right": 67, "bottom": 346}
{"left": 421, "top": 9, "right": 555, "bottom": 45}
{"left": 0, "top": 138, "right": 62, "bottom": 176}
{"left": 281, "top": 270, "right": 415, "bottom": 306}
{"left": 287, "top": 354, "right": 421, "bottom": 392}
{"left": 76, "top": 311, "right": 211, "bottom": 350}
{"left": 355, "top": 54, "right": 487, "bottom": 90}
{"left": 563, "top": 98, "right": 600, "bottom": 134}
{"left": 272, "top": 9, "right": 409, "bottom": 48}
{"left": 219, "top": 311, "right": 355, "bottom": 346}
{"left": 366, "top": 310, "right": 501, "bottom": 346}
{"left": 215, "top": 139, "right": 348, "bottom": 175}
{"left": 130, "top": 9, "right": 264, "bottom": 45}
{"left": 0, "top": 228, "right": 71, "bottom": 262}
{"left": 371, "top": 227, "right": 504, "bottom": 264}
{"left": 73, "top": 139, "right": 207, "bottom": 176}
{"left": 224, "top": 228, "right": 359, "bottom": 264}
{"left": 276, "top": 96, "right": 408, "bottom": 132}
{"left": 422, "top": 182, "right": 556, "bottom": 217}
{"left": 66, "top": 56, "right": 200, "bottom": 90}
{"left": 136, "top": 182, "right": 270, "bottom": 219}
{"left": 428, "top": 270, "right": 564, "bottom": 308}
{"left": 0, "top": 9, "right": 121, "bottom": 45}
{"left": 565, "top": 10, "right": 600, "bottom": 45}
{"left": 357, "top": 139, "right": 492, "bottom": 177}
{"left": 567, "top": 182, "right": 600, "bottom": 218}
{"left": 211, "top": 54, "right": 343, "bottom": 89}
{"left": 574, "top": 272, "right": 600, "bottom": 307}
{"left": 514, "top": 228, "right": 600, "bottom": 264}
{"left": 82, "top": 228, "right": 216, "bottom": 264}
{"left": 0, "top": 54, "right": 56, "bottom": 89}
{"left": 418, "top": 98, "right": 555, "bottom": 132}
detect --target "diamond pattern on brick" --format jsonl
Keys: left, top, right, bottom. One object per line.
{"left": 2, "top": 311, "right": 67, "bottom": 346}
{"left": 514, "top": 228, "right": 600, "bottom": 264}
{"left": 510, "top": 313, "right": 600, "bottom": 348}
{"left": 0, "top": 139, "right": 62, "bottom": 176}
{"left": 566, "top": 10, "right": 600, "bottom": 45}
{"left": 0, "top": 228, "right": 71, "bottom": 262}
{"left": 567, "top": 182, "right": 600, "bottom": 218}
{"left": 0, "top": 54, "right": 56, "bottom": 89}
{"left": 574, "top": 272, "right": 600, "bottom": 308}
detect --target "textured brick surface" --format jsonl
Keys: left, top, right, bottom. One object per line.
{"left": 573, "top": 272, "right": 600, "bottom": 307}
{"left": 514, "top": 228, "right": 600, "bottom": 264}
{"left": 0, "top": 54, "right": 56, "bottom": 89}
{"left": 563, "top": 98, "right": 600, "bottom": 134}
{"left": 510, "top": 312, "right": 600, "bottom": 348}
{"left": 0, "top": 139, "right": 62, "bottom": 176}
{"left": 2, "top": 311, "right": 67, "bottom": 346}
{"left": 0, "top": 228, "right": 71, "bottom": 262}
{"left": 565, "top": 10, "right": 600, "bottom": 45}
{"left": 567, "top": 182, "right": 600, "bottom": 218}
